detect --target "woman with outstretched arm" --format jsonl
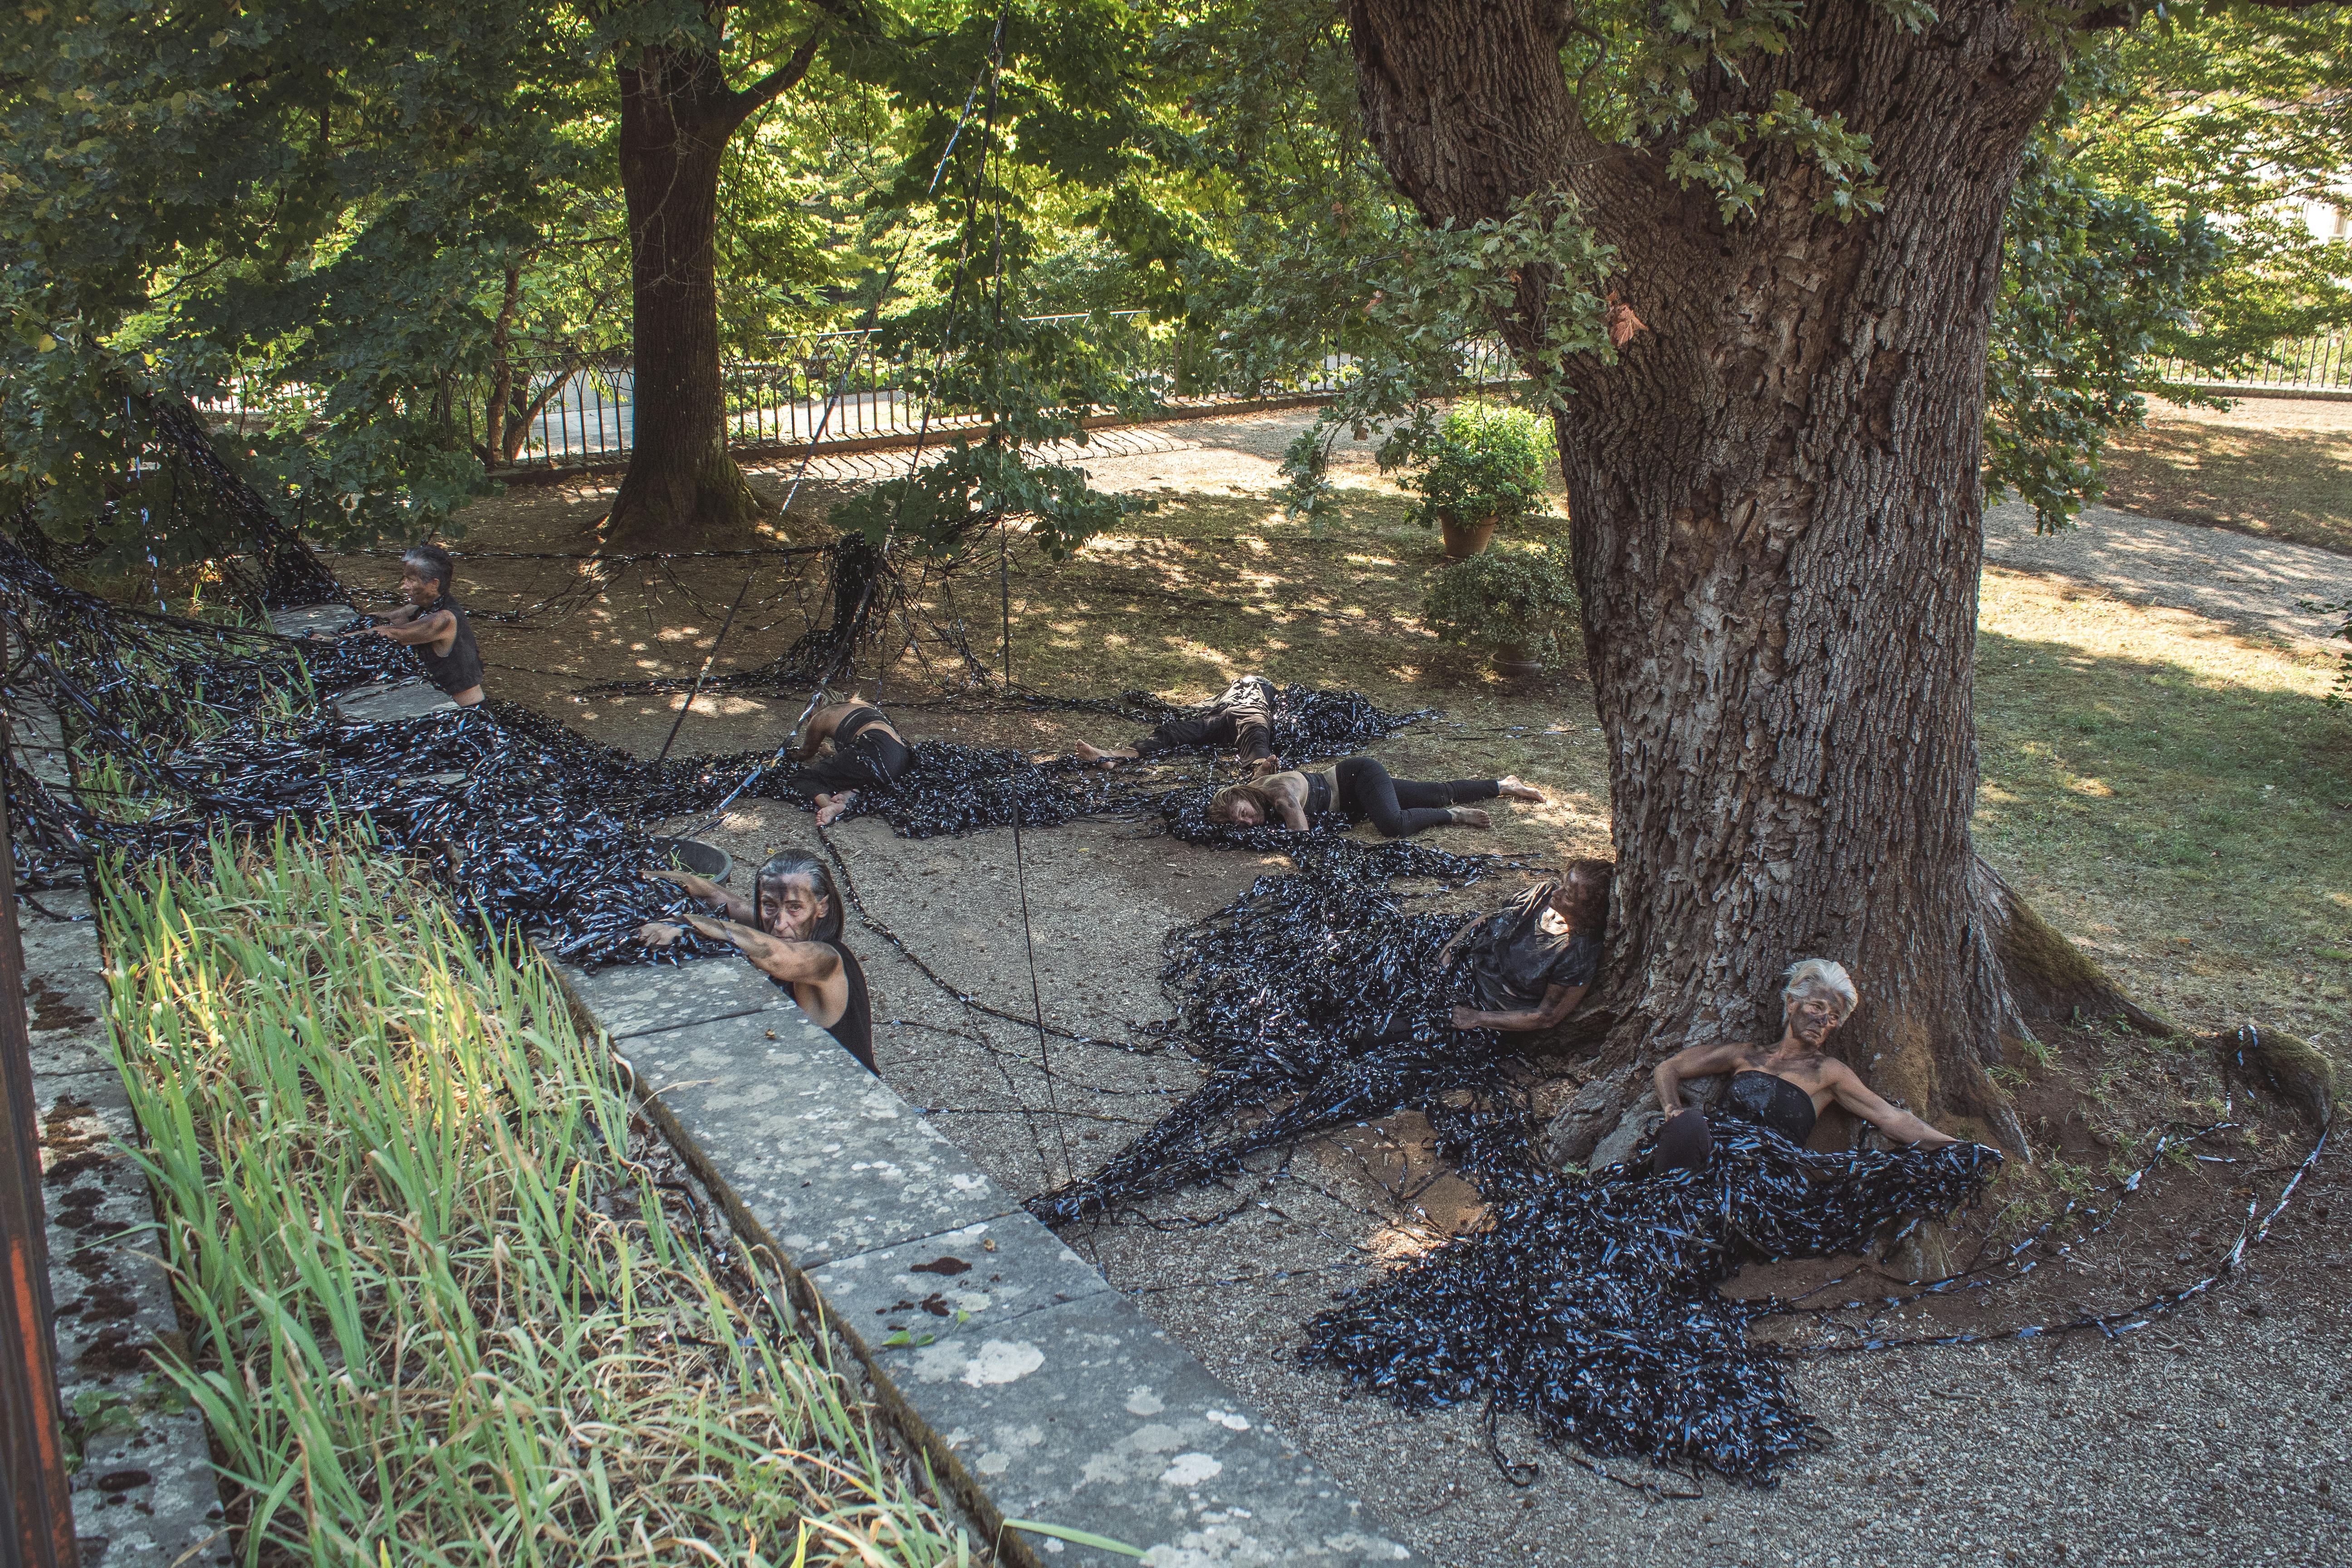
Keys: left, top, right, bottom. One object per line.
{"left": 1647, "top": 958, "right": 1960, "bottom": 1174}
{"left": 638, "top": 849, "right": 875, "bottom": 1073}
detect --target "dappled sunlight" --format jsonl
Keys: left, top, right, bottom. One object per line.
{"left": 1974, "top": 568, "right": 2352, "bottom": 1062}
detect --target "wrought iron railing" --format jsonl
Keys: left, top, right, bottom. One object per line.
{"left": 2159, "top": 325, "right": 2352, "bottom": 393}
{"left": 196, "top": 316, "right": 1526, "bottom": 475}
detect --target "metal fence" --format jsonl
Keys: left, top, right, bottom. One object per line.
{"left": 196, "top": 312, "right": 1524, "bottom": 476}
{"left": 2159, "top": 325, "right": 2352, "bottom": 393}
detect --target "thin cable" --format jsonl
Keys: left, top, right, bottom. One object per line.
{"left": 653, "top": 570, "right": 754, "bottom": 765}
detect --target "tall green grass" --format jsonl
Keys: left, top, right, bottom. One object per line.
{"left": 100, "top": 828, "right": 970, "bottom": 1567}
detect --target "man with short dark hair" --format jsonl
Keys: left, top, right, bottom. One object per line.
{"left": 312, "top": 543, "right": 485, "bottom": 705}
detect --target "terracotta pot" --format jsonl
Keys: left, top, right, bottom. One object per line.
{"left": 1492, "top": 643, "right": 1544, "bottom": 680}
{"left": 1440, "top": 515, "right": 1497, "bottom": 559}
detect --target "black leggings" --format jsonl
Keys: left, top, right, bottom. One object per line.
{"left": 1133, "top": 710, "right": 1274, "bottom": 764}
{"left": 1333, "top": 756, "right": 1497, "bottom": 838}
{"left": 1652, "top": 1109, "right": 1713, "bottom": 1176}
{"left": 804, "top": 728, "right": 911, "bottom": 792}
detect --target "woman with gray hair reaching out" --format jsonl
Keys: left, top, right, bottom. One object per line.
{"left": 1647, "top": 958, "right": 1960, "bottom": 1175}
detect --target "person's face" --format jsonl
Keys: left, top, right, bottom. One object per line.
{"left": 764, "top": 875, "right": 829, "bottom": 941}
{"left": 400, "top": 567, "right": 439, "bottom": 606}
{"left": 1549, "top": 875, "right": 1586, "bottom": 925}
{"left": 1786, "top": 992, "right": 1845, "bottom": 1048}
{"left": 1224, "top": 796, "right": 1264, "bottom": 826}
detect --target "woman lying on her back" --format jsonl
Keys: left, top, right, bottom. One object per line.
{"left": 637, "top": 849, "right": 875, "bottom": 1075}
{"left": 1043, "top": 674, "right": 1282, "bottom": 775}
{"left": 1647, "top": 958, "right": 1960, "bottom": 1173}
{"left": 1205, "top": 755, "right": 1543, "bottom": 839}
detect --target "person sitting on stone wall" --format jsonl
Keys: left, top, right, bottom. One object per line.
{"left": 794, "top": 696, "right": 911, "bottom": 827}
{"left": 1646, "top": 958, "right": 1960, "bottom": 1174}
{"left": 310, "top": 543, "right": 484, "bottom": 705}
{"left": 1043, "top": 674, "right": 1283, "bottom": 775}
{"left": 638, "top": 848, "right": 874, "bottom": 1074}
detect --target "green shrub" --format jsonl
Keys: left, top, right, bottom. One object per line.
{"left": 1392, "top": 403, "right": 1554, "bottom": 530}
{"left": 1420, "top": 540, "right": 1581, "bottom": 667}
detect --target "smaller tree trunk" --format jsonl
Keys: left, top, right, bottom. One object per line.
{"left": 608, "top": 44, "right": 767, "bottom": 546}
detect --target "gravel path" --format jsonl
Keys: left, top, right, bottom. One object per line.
{"left": 701, "top": 405, "right": 2352, "bottom": 1566}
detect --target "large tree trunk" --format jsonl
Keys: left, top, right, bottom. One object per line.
{"left": 609, "top": 44, "right": 768, "bottom": 546}
{"left": 1345, "top": 0, "right": 2146, "bottom": 1154}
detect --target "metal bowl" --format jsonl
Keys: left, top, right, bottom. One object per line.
{"left": 648, "top": 837, "right": 732, "bottom": 883}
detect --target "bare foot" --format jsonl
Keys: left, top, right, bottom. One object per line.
{"left": 1496, "top": 775, "right": 1545, "bottom": 803}
{"left": 1073, "top": 740, "right": 1108, "bottom": 762}
{"left": 1449, "top": 807, "right": 1493, "bottom": 828}
{"left": 814, "top": 790, "right": 857, "bottom": 826}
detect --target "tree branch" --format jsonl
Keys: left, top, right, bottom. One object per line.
{"left": 725, "top": 25, "right": 827, "bottom": 125}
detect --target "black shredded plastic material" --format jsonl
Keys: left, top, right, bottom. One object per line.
{"left": 1298, "top": 1130, "right": 1999, "bottom": 1487}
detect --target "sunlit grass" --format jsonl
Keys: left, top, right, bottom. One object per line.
{"left": 101, "top": 828, "right": 970, "bottom": 1568}
{"left": 2101, "top": 409, "right": 2352, "bottom": 555}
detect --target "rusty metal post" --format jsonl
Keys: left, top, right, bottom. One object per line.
{"left": 0, "top": 617, "right": 80, "bottom": 1567}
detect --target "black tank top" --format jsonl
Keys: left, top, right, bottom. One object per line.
{"left": 415, "top": 594, "right": 484, "bottom": 697}
{"left": 772, "top": 940, "right": 874, "bottom": 1075}
{"left": 1726, "top": 1071, "right": 1817, "bottom": 1144}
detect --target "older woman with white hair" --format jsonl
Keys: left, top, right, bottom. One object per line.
{"left": 1647, "top": 958, "right": 1960, "bottom": 1175}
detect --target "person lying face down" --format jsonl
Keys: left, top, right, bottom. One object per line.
{"left": 308, "top": 544, "right": 485, "bottom": 706}
{"left": 1439, "top": 858, "right": 1612, "bottom": 1034}
{"left": 1205, "top": 755, "right": 1545, "bottom": 838}
{"left": 1648, "top": 958, "right": 1960, "bottom": 1175}
{"left": 794, "top": 698, "right": 910, "bottom": 827}
{"left": 1044, "top": 674, "right": 1282, "bottom": 776}
{"left": 638, "top": 849, "right": 875, "bottom": 1074}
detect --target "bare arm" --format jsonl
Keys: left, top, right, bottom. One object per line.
{"left": 370, "top": 608, "right": 454, "bottom": 648}
{"left": 649, "top": 868, "right": 755, "bottom": 925}
{"left": 1823, "top": 1063, "right": 1957, "bottom": 1148}
{"left": 1452, "top": 982, "right": 1587, "bottom": 1034}
{"left": 1653, "top": 1040, "right": 1751, "bottom": 1115}
{"left": 680, "top": 913, "right": 840, "bottom": 987}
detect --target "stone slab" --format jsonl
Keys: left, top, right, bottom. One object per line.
{"left": 333, "top": 679, "right": 458, "bottom": 725}
{"left": 861, "top": 1289, "right": 1416, "bottom": 1567}
{"left": 555, "top": 955, "right": 802, "bottom": 1040}
{"left": 809, "top": 1212, "right": 1115, "bottom": 1350}
{"left": 267, "top": 603, "right": 355, "bottom": 638}
{"left": 551, "top": 949, "right": 1420, "bottom": 1567}
{"left": 22, "top": 895, "right": 231, "bottom": 1565}
{"left": 621, "top": 1007, "right": 1018, "bottom": 1268}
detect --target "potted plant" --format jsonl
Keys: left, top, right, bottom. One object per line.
{"left": 1390, "top": 403, "right": 1554, "bottom": 559}
{"left": 1421, "top": 540, "right": 1580, "bottom": 678}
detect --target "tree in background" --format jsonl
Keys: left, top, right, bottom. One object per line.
{"left": 1267, "top": 0, "right": 2352, "bottom": 1153}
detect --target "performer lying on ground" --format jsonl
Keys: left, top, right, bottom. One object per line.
{"left": 1045, "top": 674, "right": 1281, "bottom": 774}
{"left": 795, "top": 698, "right": 911, "bottom": 826}
{"left": 1205, "top": 756, "right": 1543, "bottom": 838}
{"left": 1648, "top": 957, "right": 1958, "bottom": 1173}
{"left": 1440, "top": 857, "right": 1612, "bottom": 1034}
{"left": 309, "top": 543, "right": 484, "bottom": 705}
{"left": 637, "top": 848, "right": 875, "bottom": 1073}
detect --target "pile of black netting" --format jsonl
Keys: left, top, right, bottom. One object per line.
{"left": 1028, "top": 831, "right": 1517, "bottom": 1224}
{"left": 1299, "top": 1130, "right": 1999, "bottom": 1487}
{"left": 1114, "top": 682, "right": 1428, "bottom": 764}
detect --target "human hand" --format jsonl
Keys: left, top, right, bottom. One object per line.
{"left": 649, "top": 867, "right": 718, "bottom": 901}
{"left": 1449, "top": 1005, "right": 1483, "bottom": 1031}
{"left": 639, "top": 922, "right": 683, "bottom": 947}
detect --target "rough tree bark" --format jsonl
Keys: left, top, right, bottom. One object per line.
{"left": 608, "top": 20, "right": 827, "bottom": 546}
{"left": 1343, "top": 0, "right": 2161, "bottom": 1155}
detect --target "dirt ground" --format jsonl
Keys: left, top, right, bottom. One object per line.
{"left": 378, "top": 407, "right": 2352, "bottom": 1567}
